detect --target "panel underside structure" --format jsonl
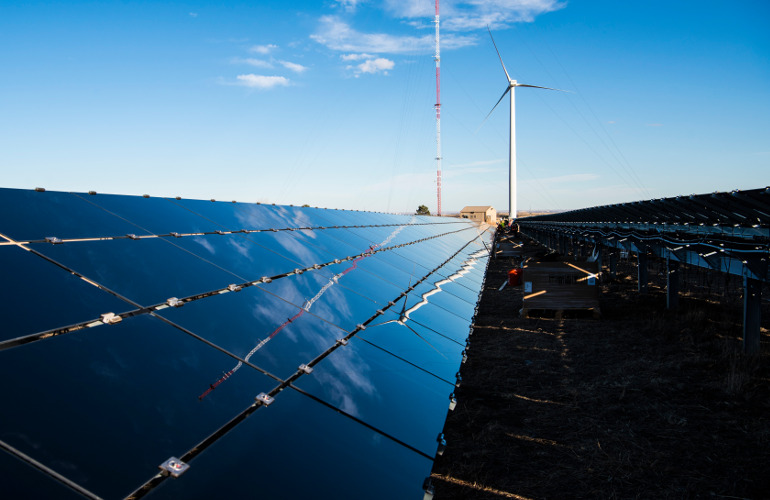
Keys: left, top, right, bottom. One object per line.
{"left": 0, "top": 188, "right": 493, "bottom": 499}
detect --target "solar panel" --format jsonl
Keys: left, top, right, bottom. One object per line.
{"left": 0, "top": 187, "right": 493, "bottom": 499}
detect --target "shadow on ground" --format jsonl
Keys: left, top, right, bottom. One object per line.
{"left": 431, "top": 236, "right": 770, "bottom": 499}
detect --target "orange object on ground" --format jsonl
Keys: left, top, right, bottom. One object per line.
{"left": 508, "top": 268, "right": 523, "bottom": 286}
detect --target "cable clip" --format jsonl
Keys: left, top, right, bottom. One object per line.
{"left": 45, "top": 237, "right": 62, "bottom": 245}
{"left": 159, "top": 457, "right": 189, "bottom": 478}
{"left": 166, "top": 297, "right": 184, "bottom": 308}
{"left": 100, "top": 312, "right": 122, "bottom": 325}
{"left": 423, "top": 477, "right": 435, "bottom": 500}
{"left": 298, "top": 363, "right": 313, "bottom": 374}
{"left": 256, "top": 393, "right": 275, "bottom": 406}
{"left": 436, "top": 433, "right": 447, "bottom": 456}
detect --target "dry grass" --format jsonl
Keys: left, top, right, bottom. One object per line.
{"left": 431, "top": 239, "right": 770, "bottom": 499}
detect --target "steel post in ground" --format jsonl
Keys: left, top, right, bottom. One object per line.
{"left": 609, "top": 251, "right": 618, "bottom": 279}
{"left": 637, "top": 252, "right": 649, "bottom": 294}
{"left": 596, "top": 248, "right": 603, "bottom": 282}
{"left": 743, "top": 276, "right": 762, "bottom": 355}
{"left": 667, "top": 257, "right": 680, "bottom": 310}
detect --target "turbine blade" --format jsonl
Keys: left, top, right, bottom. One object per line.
{"left": 365, "top": 319, "right": 398, "bottom": 328}
{"left": 404, "top": 323, "right": 448, "bottom": 359}
{"left": 516, "top": 83, "right": 571, "bottom": 93}
{"left": 476, "top": 86, "right": 511, "bottom": 132}
{"left": 487, "top": 26, "right": 512, "bottom": 83}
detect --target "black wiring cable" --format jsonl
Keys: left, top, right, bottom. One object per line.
{"left": 287, "top": 384, "right": 436, "bottom": 460}
{"left": 0, "top": 439, "right": 104, "bottom": 500}
{"left": 355, "top": 335, "right": 456, "bottom": 387}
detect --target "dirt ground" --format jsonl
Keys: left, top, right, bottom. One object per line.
{"left": 431, "top": 236, "right": 770, "bottom": 499}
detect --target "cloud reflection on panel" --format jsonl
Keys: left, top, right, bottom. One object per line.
{"left": 197, "top": 218, "right": 417, "bottom": 400}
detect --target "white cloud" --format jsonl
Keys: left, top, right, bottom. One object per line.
{"left": 235, "top": 74, "right": 290, "bottom": 89}
{"left": 232, "top": 57, "right": 274, "bottom": 69}
{"left": 341, "top": 53, "right": 375, "bottom": 61}
{"left": 189, "top": 12, "right": 198, "bottom": 18}
{"left": 250, "top": 44, "right": 278, "bottom": 54}
{"left": 312, "top": 15, "right": 475, "bottom": 54}
{"left": 279, "top": 60, "right": 308, "bottom": 73}
{"left": 357, "top": 57, "right": 395, "bottom": 74}
{"left": 383, "top": 0, "right": 565, "bottom": 31}
{"left": 334, "top": 0, "right": 365, "bottom": 12}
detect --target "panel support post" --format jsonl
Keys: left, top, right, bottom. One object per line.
{"left": 637, "top": 252, "right": 648, "bottom": 294}
{"left": 666, "top": 257, "right": 680, "bottom": 310}
{"left": 609, "top": 251, "right": 618, "bottom": 279}
{"left": 743, "top": 276, "right": 762, "bottom": 355}
{"left": 596, "top": 247, "right": 603, "bottom": 282}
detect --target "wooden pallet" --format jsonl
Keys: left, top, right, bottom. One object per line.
{"left": 520, "top": 259, "right": 600, "bottom": 319}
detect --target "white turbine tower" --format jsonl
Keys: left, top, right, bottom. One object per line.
{"left": 485, "top": 28, "right": 567, "bottom": 221}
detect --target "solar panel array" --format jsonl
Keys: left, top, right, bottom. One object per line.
{"left": 0, "top": 188, "right": 493, "bottom": 499}
{"left": 521, "top": 187, "right": 769, "bottom": 237}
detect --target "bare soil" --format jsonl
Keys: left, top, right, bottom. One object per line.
{"left": 431, "top": 237, "right": 770, "bottom": 499}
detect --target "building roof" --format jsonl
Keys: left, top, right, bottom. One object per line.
{"left": 460, "top": 206, "right": 495, "bottom": 213}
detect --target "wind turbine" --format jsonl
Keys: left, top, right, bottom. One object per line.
{"left": 485, "top": 27, "right": 567, "bottom": 221}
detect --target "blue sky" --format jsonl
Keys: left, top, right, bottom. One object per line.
{"left": 1, "top": 0, "right": 768, "bottom": 214}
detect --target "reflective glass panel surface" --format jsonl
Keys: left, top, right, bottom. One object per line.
{"left": 294, "top": 336, "right": 452, "bottom": 456}
{"left": 0, "top": 246, "right": 132, "bottom": 341}
{"left": 25, "top": 238, "right": 240, "bottom": 306}
{"left": 150, "top": 389, "right": 434, "bottom": 500}
{"left": 407, "top": 280, "right": 476, "bottom": 321}
{"left": 360, "top": 308, "right": 465, "bottom": 384}
{"left": 157, "top": 284, "right": 346, "bottom": 381}
{"left": 1, "top": 188, "right": 488, "bottom": 499}
{"left": 255, "top": 268, "right": 401, "bottom": 332}
{"left": 167, "top": 232, "right": 305, "bottom": 282}
{"left": 83, "top": 194, "right": 225, "bottom": 235}
{"left": 1, "top": 450, "right": 86, "bottom": 500}
{"left": 0, "top": 188, "right": 150, "bottom": 241}
{"left": 407, "top": 301, "right": 474, "bottom": 345}
{"left": 0, "top": 314, "right": 275, "bottom": 499}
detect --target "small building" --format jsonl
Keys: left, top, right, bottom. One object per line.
{"left": 460, "top": 206, "right": 497, "bottom": 224}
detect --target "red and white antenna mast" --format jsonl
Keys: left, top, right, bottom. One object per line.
{"left": 434, "top": 0, "right": 442, "bottom": 216}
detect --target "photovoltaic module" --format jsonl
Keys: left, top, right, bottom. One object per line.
{"left": 0, "top": 188, "right": 493, "bottom": 499}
